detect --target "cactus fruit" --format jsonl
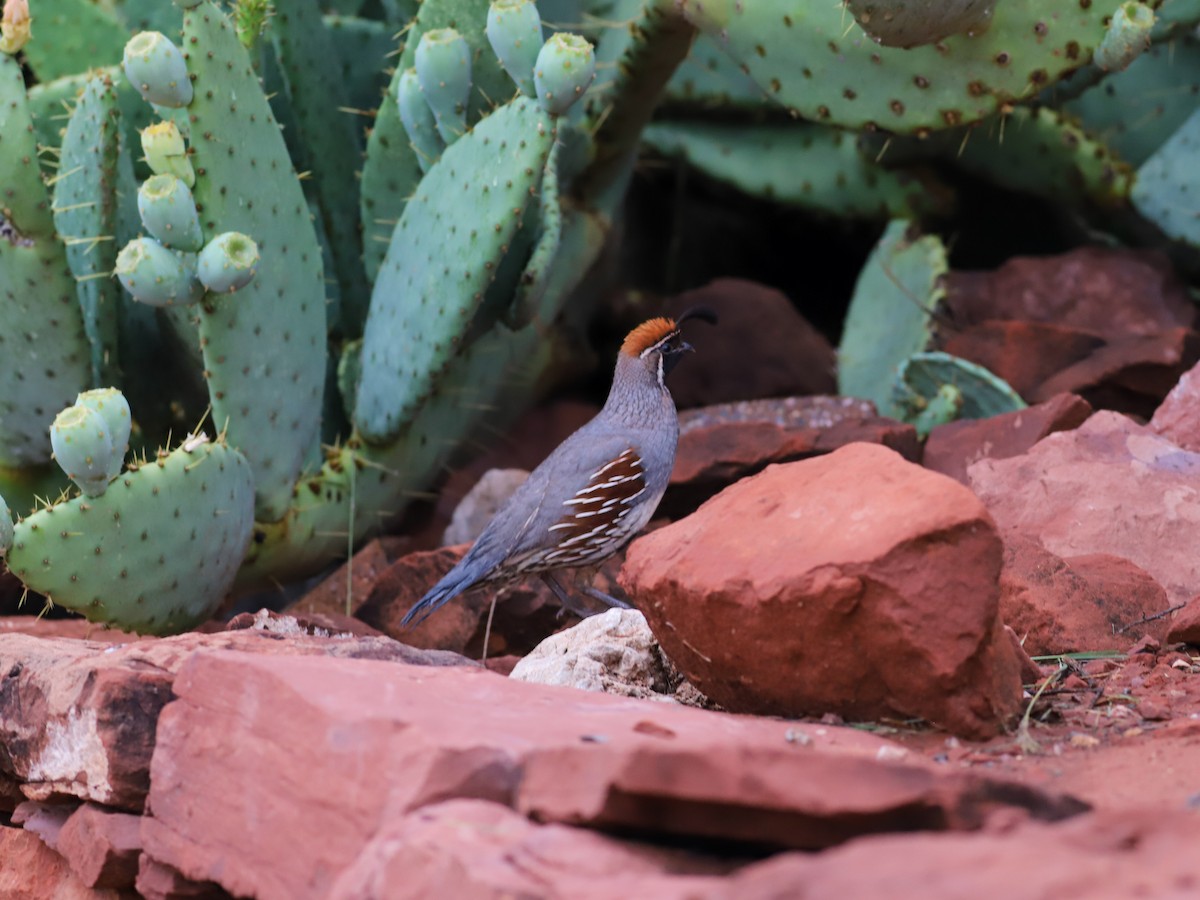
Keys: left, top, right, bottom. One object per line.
{"left": 534, "top": 33, "right": 596, "bottom": 116}
{"left": 415, "top": 28, "right": 473, "bottom": 145}
{"left": 141, "top": 121, "right": 195, "bottom": 188}
{"left": 838, "top": 220, "right": 948, "bottom": 416}
{"left": 137, "top": 174, "right": 204, "bottom": 251}
{"left": 486, "top": 0, "right": 542, "bottom": 97}
{"left": 73, "top": 389, "right": 132, "bottom": 482}
{"left": 1095, "top": 2, "right": 1155, "bottom": 72}
{"left": 892, "top": 351, "right": 1026, "bottom": 438}
{"left": 196, "top": 232, "right": 259, "bottom": 293}
{"left": 115, "top": 237, "right": 205, "bottom": 306}
{"left": 844, "top": 0, "right": 995, "bottom": 49}
{"left": 122, "top": 32, "right": 194, "bottom": 108}
{"left": 5, "top": 435, "right": 256, "bottom": 634}
{"left": 396, "top": 67, "right": 445, "bottom": 172}
{"left": 0, "top": 0, "right": 30, "bottom": 54}
{"left": 50, "top": 404, "right": 118, "bottom": 497}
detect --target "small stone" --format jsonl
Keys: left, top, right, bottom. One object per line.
{"left": 442, "top": 468, "right": 529, "bottom": 546}
{"left": 1166, "top": 595, "right": 1200, "bottom": 645}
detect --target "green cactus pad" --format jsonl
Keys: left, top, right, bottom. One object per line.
{"left": 123, "top": 31, "right": 194, "bottom": 108}
{"left": 1131, "top": 104, "right": 1200, "bottom": 245}
{"left": 397, "top": 68, "right": 446, "bottom": 172}
{"left": 50, "top": 404, "right": 117, "bottom": 497}
{"left": 1064, "top": 36, "right": 1200, "bottom": 168}
{"left": 53, "top": 74, "right": 125, "bottom": 387}
{"left": 269, "top": 0, "right": 369, "bottom": 334}
{"left": 0, "top": 54, "right": 92, "bottom": 467}
{"left": 359, "top": 0, "right": 513, "bottom": 283}
{"left": 1095, "top": 2, "right": 1155, "bottom": 71}
{"left": 19, "top": 0, "right": 128, "bottom": 83}
{"left": 355, "top": 95, "right": 556, "bottom": 442}
{"left": 115, "top": 237, "right": 204, "bottom": 307}
{"left": 6, "top": 437, "right": 255, "bottom": 634}
{"left": 0, "top": 493, "right": 11, "bottom": 555}
{"left": 845, "top": 0, "right": 995, "bottom": 49}
{"left": 892, "top": 351, "right": 1027, "bottom": 438}
{"left": 196, "top": 231, "right": 259, "bottom": 293}
{"left": 665, "top": 33, "right": 773, "bottom": 111}
{"left": 838, "top": 220, "right": 948, "bottom": 416}
{"left": 138, "top": 174, "right": 203, "bottom": 251}
{"left": 325, "top": 14, "right": 394, "bottom": 116}
{"left": 73, "top": 388, "right": 131, "bottom": 482}
{"left": 868, "top": 105, "right": 1133, "bottom": 208}
{"left": 643, "top": 120, "right": 948, "bottom": 220}
{"left": 141, "top": 120, "right": 195, "bottom": 187}
{"left": 677, "top": 0, "right": 1127, "bottom": 134}
{"left": 534, "top": 33, "right": 596, "bottom": 116}
{"left": 179, "top": 2, "right": 328, "bottom": 521}
{"left": 415, "top": 28, "right": 473, "bottom": 144}
{"left": 487, "top": 0, "right": 543, "bottom": 97}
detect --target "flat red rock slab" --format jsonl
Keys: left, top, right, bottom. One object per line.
{"left": 140, "top": 651, "right": 1084, "bottom": 899}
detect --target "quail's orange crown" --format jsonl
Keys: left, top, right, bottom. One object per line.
{"left": 620, "top": 317, "right": 679, "bottom": 357}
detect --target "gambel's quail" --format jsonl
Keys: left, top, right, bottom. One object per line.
{"left": 402, "top": 309, "right": 716, "bottom": 627}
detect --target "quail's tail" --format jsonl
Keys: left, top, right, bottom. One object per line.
{"left": 400, "top": 562, "right": 479, "bottom": 629}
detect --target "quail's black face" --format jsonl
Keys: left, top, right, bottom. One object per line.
{"left": 659, "top": 335, "right": 692, "bottom": 378}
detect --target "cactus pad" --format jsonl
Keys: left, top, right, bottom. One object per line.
{"left": 74, "top": 388, "right": 131, "bottom": 483}
{"left": 678, "top": 0, "right": 1127, "bottom": 134}
{"left": 838, "top": 220, "right": 948, "bottom": 415}
{"left": 487, "top": 0, "right": 543, "bottom": 97}
{"left": 892, "top": 351, "right": 1027, "bottom": 438}
{"left": 415, "top": 28, "right": 473, "bottom": 144}
{"left": 354, "top": 95, "right": 556, "bottom": 442}
{"left": 5, "top": 437, "right": 255, "bottom": 634}
{"left": 50, "top": 404, "right": 117, "bottom": 497}
{"left": 534, "top": 33, "right": 596, "bottom": 116}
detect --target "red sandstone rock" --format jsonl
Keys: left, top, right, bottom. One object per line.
{"left": 1151, "top": 356, "right": 1200, "bottom": 453}
{"left": 1166, "top": 596, "right": 1200, "bottom": 645}
{"left": 56, "top": 803, "right": 141, "bottom": 889}
{"left": 663, "top": 278, "right": 838, "bottom": 408}
{"left": 0, "top": 616, "right": 142, "bottom": 641}
{"left": 924, "top": 393, "right": 1092, "bottom": 485}
{"left": 354, "top": 544, "right": 484, "bottom": 653}
{"left": 665, "top": 396, "right": 920, "bottom": 516}
{"left": 941, "top": 320, "right": 1103, "bottom": 398}
{"left": 710, "top": 809, "right": 1200, "bottom": 899}
{"left": 0, "top": 826, "right": 115, "bottom": 900}
{"left": 356, "top": 543, "right": 627, "bottom": 657}
{"left": 999, "top": 536, "right": 1171, "bottom": 656}
{"left": 136, "top": 856, "right": 227, "bottom": 900}
{"left": 969, "top": 411, "right": 1200, "bottom": 603}
{"left": 139, "top": 650, "right": 1081, "bottom": 897}
{"left": 288, "top": 536, "right": 411, "bottom": 619}
{"left": 329, "top": 799, "right": 725, "bottom": 900}
{"left": 623, "top": 444, "right": 1024, "bottom": 738}
{"left": 0, "top": 629, "right": 471, "bottom": 810}
{"left": 944, "top": 248, "right": 1196, "bottom": 338}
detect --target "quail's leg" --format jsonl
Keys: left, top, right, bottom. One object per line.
{"left": 540, "top": 572, "right": 596, "bottom": 618}
{"left": 579, "top": 584, "right": 632, "bottom": 610}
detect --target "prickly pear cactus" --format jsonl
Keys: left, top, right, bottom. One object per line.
{"left": 1131, "top": 104, "right": 1200, "bottom": 246}
{"left": 0, "top": 50, "right": 92, "bottom": 467}
{"left": 5, "top": 435, "right": 255, "bottom": 634}
{"left": 838, "top": 220, "right": 948, "bottom": 416}
{"left": 52, "top": 73, "right": 125, "bottom": 387}
{"left": 677, "top": 0, "right": 1128, "bottom": 134}
{"left": 122, "top": 6, "right": 328, "bottom": 522}
{"left": 892, "top": 351, "right": 1026, "bottom": 438}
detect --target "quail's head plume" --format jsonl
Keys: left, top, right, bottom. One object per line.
{"left": 401, "top": 308, "right": 718, "bottom": 628}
